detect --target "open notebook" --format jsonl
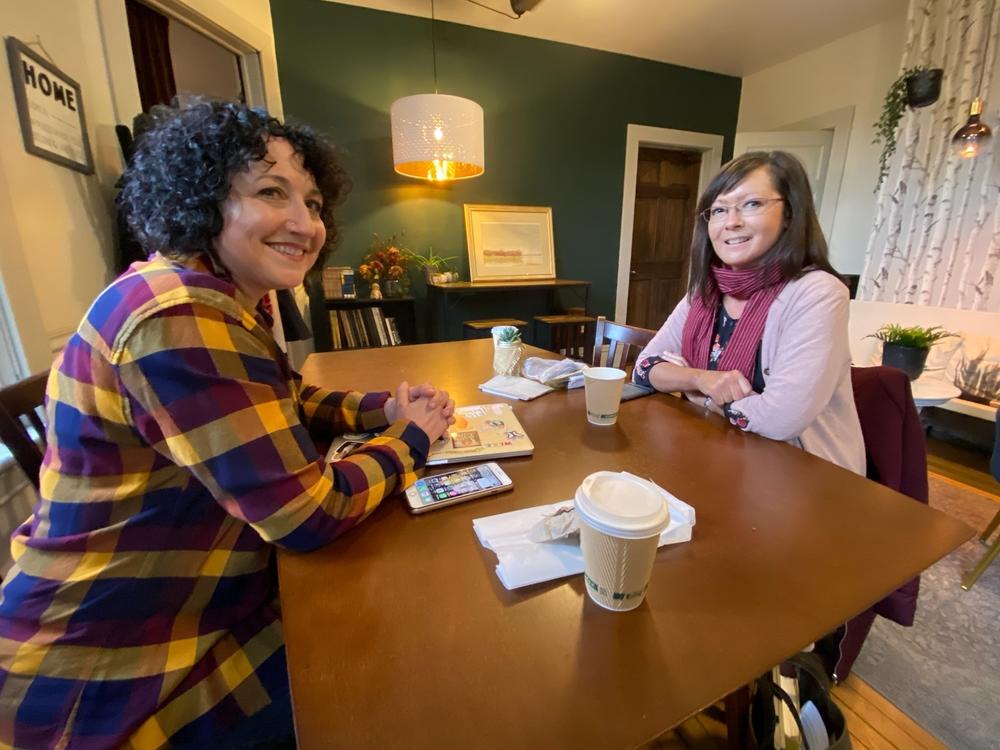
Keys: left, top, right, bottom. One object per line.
{"left": 326, "top": 403, "right": 534, "bottom": 466}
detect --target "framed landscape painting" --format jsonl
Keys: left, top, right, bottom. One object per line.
{"left": 464, "top": 204, "right": 556, "bottom": 281}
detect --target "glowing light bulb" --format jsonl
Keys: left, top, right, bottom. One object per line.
{"left": 951, "top": 98, "right": 992, "bottom": 159}
{"left": 433, "top": 126, "right": 444, "bottom": 141}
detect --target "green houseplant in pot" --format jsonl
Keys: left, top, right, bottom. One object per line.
{"left": 412, "top": 248, "right": 459, "bottom": 284}
{"left": 491, "top": 325, "right": 523, "bottom": 376}
{"left": 873, "top": 66, "right": 943, "bottom": 191}
{"left": 868, "top": 324, "right": 955, "bottom": 381}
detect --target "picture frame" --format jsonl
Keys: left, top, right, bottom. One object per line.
{"left": 5, "top": 37, "right": 94, "bottom": 174}
{"left": 464, "top": 204, "right": 556, "bottom": 282}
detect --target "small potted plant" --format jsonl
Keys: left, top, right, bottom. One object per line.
{"left": 873, "top": 66, "right": 944, "bottom": 190}
{"left": 492, "top": 325, "right": 523, "bottom": 376}
{"left": 867, "top": 324, "right": 956, "bottom": 380}
{"left": 412, "top": 247, "right": 459, "bottom": 284}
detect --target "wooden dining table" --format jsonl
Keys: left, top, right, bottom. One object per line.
{"left": 280, "top": 339, "right": 972, "bottom": 749}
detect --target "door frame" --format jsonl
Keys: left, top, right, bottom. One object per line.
{"left": 96, "top": 0, "right": 283, "bottom": 126}
{"left": 615, "top": 125, "right": 724, "bottom": 323}
{"left": 734, "top": 105, "right": 853, "bottom": 242}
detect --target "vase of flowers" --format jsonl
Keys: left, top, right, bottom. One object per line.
{"left": 358, "top": 235, "right": 412, "bottom": 298}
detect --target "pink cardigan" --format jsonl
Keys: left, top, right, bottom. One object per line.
{"left": 636, "top": 270, "right": 865, "bottom": 474}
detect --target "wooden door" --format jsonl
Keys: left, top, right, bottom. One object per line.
{"left": 626, "top": 148, "right": 701, "bottom": 329}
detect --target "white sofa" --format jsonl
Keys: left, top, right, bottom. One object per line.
{"left": 849, "top": 300, "right": 999, "bottom": 423}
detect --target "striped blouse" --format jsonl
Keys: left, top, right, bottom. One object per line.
{"left": 0, "top": 253, "right": 429, "bottom": 749}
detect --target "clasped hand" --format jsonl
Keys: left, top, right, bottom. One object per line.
{"left": 385, "top": 381, "right": 456, "bottom": 443}
{"left": 693, "top": 369, "right": 752, "bottom": 408}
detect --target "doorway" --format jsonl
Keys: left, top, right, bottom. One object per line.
{"left": 626, "top": 148, "right": 701, "bottom": 329}
{"left": 125, "top": 0, "right": 246, "bottom": 113}
{"left": 615, "top": 125, "right": 724, "bottom": 325}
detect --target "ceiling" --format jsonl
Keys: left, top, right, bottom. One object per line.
{"left": 324, "top": 0, "right": 908, "bottom": 77}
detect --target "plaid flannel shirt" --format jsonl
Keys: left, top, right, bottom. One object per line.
{"left": 0, "top": 254, "right": 429, "bottom": 749}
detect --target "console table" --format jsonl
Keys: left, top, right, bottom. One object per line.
{"left": 426, "top": 278, "right": 591, "bottom": 341}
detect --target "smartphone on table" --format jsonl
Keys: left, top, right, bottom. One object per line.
{"left": 405, "top": 462, "right": 513, "bottom": 514}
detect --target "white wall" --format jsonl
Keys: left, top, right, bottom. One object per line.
{"left": 0, "top": 1, "right": 121, "bottom": 372}
{"left": 0, "top": 0, "right": 278, "bottom": 376}
{"left": 737, "top": 15, "right": 906, "bottom": 274}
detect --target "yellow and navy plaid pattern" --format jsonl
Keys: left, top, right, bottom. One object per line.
{"left": 0, "top": 254, "right": 429, "bottom": 749}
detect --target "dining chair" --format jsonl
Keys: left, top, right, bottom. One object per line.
{"left": 590, "top": 315, "right": 655, "bottom": 373}
{"left": 961, "top": 410, "right": 1000, "bottom": 590}
{"left": 0, "top": 372, "right": 49, "bottom": 490}
{"left": 822, "top": 365, "right": 928, "bottom": 681}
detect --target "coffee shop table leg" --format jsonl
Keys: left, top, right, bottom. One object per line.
{"left": 724, "top": 685, "right": 752, "bottom": 750}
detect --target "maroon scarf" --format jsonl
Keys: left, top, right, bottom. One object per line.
{"left": 681, "top": 264, "right": 788, "bottom": 385}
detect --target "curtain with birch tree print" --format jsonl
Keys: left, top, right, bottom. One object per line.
{"left": 859, "top": 0, "right": 1000, "bottom": 312}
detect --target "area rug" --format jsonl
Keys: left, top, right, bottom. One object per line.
{"left": 853, "top": 473, "right": 1000, "bottom": 749}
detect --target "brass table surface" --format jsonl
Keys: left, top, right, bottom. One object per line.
{"left": 280, "top": 340, "right": 971, "bottom": 749}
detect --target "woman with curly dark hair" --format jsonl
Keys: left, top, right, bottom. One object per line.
{"left": 0, "top": 100, "right": 454, "bottom": 749}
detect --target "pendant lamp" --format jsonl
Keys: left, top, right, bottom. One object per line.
{"left": 390, "top": 1, "right": 484, "bottom": 181}
{"left": 952, "top": 1, "right": 996, "bottom": 159}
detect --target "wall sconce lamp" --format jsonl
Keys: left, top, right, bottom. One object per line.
{"left": 952, "top": 0, "right": 996, "bottom": 159}
{"left": 390, "top": 0, "right": 485, "bottom": 182}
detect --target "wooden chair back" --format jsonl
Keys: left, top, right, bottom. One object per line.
{"left": 534, "top": 314, "right": 596, "bottom": 362}
{"left": 0, "top": 372, "right": 49, "bottom": 490}
{"left": 591, "top": 316, "right": 656, "bottom": 374}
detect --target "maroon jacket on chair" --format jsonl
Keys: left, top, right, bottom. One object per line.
{"left": 833, "top": 366, "right": 928, "bottom": 680}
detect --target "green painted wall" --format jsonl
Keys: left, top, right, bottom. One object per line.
{"left": 270, "top": 0, "right": 741, "bottom": 332}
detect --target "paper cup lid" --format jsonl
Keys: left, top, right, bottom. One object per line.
{"left": 574, "top": 471, "right": 670, "bottom": 539}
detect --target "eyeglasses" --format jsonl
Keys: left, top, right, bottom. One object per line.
{"left": 700, "top": 198, "right": 784, "bottom": 223}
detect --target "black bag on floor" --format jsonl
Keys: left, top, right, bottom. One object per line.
{"left": 751, "top": 651, "right": 852, "bottom": 750}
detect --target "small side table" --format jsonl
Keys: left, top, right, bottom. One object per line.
{"left": 910, "top": 374, "right": 961, "bottom": 412}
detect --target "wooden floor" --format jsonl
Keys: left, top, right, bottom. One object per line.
{"left": 643, "top": 437, "right": 996, "bottom": 750}
{"left": 643, "top": 674, "right": 949, "bottom": 749}
{"left": 926, "top": 435, "right": 998, "bottom": 498}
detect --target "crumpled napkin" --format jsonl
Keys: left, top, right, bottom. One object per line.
{"left": 472, "top": 486, "right": 696, "bottom": 590}
{"left": 521, "top": 357, "right": 589, "bottom": 389}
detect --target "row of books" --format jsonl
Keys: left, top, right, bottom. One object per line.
{"left": 329, "top": 307, "right": 402, "bottom": 349}
{"left": 322, "top": 266, "right": 356, "bottom": 299}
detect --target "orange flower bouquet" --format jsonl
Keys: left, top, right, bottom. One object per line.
{"left": 358, "top": 235, "right": 412, "bottom": 298}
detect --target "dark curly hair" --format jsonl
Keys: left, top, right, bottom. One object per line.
{"left": 117, "top": 99, "right": 350, "bottom": 274}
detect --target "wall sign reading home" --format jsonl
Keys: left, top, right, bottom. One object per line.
{"left": 5, "top": 36, "right": 93, "bottom": 174}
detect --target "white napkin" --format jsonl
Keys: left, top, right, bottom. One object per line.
{"left": 472, "top": 487, "right": 696, "bottom": 590}
{"left": 479, "top": 375, "right": 554, "bottom": 401}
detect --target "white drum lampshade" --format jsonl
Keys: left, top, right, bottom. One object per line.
{"left": 390, "top": 93, "right": 485, "bottom": 181}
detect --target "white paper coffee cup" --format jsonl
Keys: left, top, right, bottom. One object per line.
{"left": 583, "top": 367, "right": 626, "bottom": 425}
{"left": 574, "top": 471, "right": 670, "bottom": 611}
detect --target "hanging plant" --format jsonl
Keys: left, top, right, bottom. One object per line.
{"left": 873, "top": 66, "right": 943, "bottom": 191}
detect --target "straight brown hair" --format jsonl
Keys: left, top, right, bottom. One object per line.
{"left": 687, "top": 150, "right": 838, "bottom": 301}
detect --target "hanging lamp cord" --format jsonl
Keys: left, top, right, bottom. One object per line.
{"left": 431, "top": 0, "right": 439, "bottom": 93}
{"left": 977, "top": 0, "right": 997, "bottom": 98}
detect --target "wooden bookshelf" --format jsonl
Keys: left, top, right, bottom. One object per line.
{"left": 314, "top": 297, "right": 416, "bottom": 351}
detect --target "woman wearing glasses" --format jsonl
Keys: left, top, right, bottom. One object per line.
{"left": 634, "top": 150, "right": 864, "bottom": 473}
